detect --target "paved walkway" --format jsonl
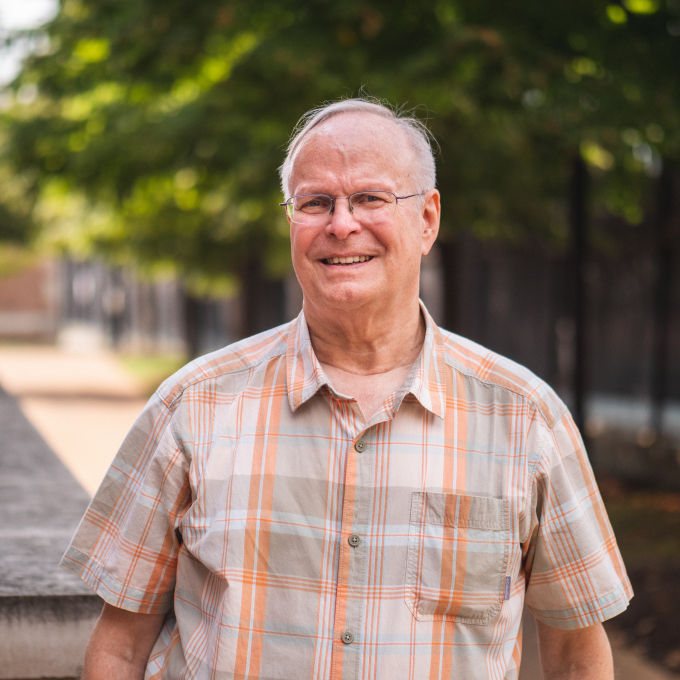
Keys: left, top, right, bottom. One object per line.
{"left": 0, "top": 344, "right": 676, "bottom": 679}
{"left": 0, "top": 374, "right": 101, "bottom": 679}
{"left": 0, "top": 346, "right": 147, "bottom": 495}
{"left": 0, "top": 382, "right": 92, "bottom": 597}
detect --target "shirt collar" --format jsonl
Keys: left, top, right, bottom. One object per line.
{"left": 286, "top": 301, "right": 446, "bottom": 419}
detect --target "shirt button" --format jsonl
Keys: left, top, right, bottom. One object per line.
{"left": 348, "top": 534, "right": 360, "bottom": 547}
{"left": 341, "top": 631, "right": 354, "bottom": 644}
{"left": 355, "top": 440, "right": 366, "bottom": 452}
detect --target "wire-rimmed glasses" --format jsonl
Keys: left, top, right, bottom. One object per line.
{"left": 279, "top": 190, "right": 425, "bottom": 223}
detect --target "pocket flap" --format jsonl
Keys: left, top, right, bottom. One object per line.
{"left": 410, "top": 492, "right": 507, "bottom": 531}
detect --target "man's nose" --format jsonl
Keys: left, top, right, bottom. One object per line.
{"left": 325, "top": 199, "right": 361, "bottom": 239}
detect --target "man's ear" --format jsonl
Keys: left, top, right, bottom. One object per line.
{"left": 421, "top": 189, "right": 441, "bottom": 255}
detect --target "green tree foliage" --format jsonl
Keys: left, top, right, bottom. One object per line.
{"left": 3, "top": 0, "right": 680, "bottom": 282}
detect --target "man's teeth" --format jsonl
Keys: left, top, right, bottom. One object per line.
{"left": 325, "top": 255, "right": 371, "bottom": 264}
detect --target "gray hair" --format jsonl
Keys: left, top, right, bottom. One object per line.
{"left": 279, "top": 97, "right": 437, "bottom": 199}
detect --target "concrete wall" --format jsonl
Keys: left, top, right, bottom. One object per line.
{"left": 0, "top": 596, "right": 101, "bottom": 680}
{"left": 0, "top": 386, "right": 102, "bottom": 679}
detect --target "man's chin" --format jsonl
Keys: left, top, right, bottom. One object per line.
{"left": 307, "top": 284, "right": 383, "bottom": 314}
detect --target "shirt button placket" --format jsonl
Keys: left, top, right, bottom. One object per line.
{"left": 332, "top": 434, "right": 370, "bottom": 679}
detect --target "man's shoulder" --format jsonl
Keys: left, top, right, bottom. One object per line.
{"left": 436, "top": 326, "right": 568, "bottom": 428}
{"left": 155, "top": 320, "right": 295, "bottom": 408}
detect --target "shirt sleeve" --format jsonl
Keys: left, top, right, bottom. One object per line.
{"left": 60, "top": 392, "right": 191, "bottom": 614}
{"left": 523, "top": 409, "right": 633, "bottom": 629}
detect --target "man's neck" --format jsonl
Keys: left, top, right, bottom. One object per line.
{"left": 304, "top": 297, "right": 425, "bottom": 376}
{"left": 304, "top": 297, "right": 426, "bottom": 421}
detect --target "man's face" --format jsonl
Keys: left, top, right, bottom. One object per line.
{"left": 287, "top": 113, "right": 440, "bottom": 316}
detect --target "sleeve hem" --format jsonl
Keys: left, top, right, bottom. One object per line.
{"left": 60, "top": 548, "right": 174, "bottom": 616}
{"left": 527, "top": 580, "right": 633, "bottom": 630}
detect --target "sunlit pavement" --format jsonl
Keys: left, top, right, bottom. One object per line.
{"left": 0, "top": 345, "right": 147, "bottom": 496}
{"left": 0, "top": 343, "right": 675, "bottom": 680}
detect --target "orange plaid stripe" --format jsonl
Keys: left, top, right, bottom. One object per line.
{"left": 61, "top": 303, "right": 632, "bottom": 679}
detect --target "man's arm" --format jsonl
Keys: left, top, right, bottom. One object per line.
{"left": 81, "top": 603, "right": 166, "bottom": 680}
{"left": 536, "top": 619, "right": 614, "bottom": 680}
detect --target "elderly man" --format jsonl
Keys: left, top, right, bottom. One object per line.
{"left": 62, "top": 99, "right": 631, "bottom": 680}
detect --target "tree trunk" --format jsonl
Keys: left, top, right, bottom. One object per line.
{"left": 239, "top": 256, "right": 286, "bottom": 340}
{"left": 239, "top": 257, "right": 261, "bottom": 340}
{"left": 439, "top": 238, "right": 460, "bottom": 334}
{"left": 569, "top": 156, "right": 589, "bottom": 436}
{"left": 651, "top": 163, "right": 675, "bottom": 436}
{"left": 183, "top": 290, "right": 202, "bottom": 359}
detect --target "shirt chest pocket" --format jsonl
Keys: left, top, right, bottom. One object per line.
{"left": 405, "top": 492, "right": 510, "bottom": 625}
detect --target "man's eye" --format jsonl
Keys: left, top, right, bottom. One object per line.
{"left": 354, "top": 192, "right": 389, "bottom": 208}
{"left": 298, "top": 197, "right": 328, "bottom": 211}
{"left": 357, "top": 194, "right": 383, "bottom": 203}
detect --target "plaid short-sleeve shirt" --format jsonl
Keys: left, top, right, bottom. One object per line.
{"left": 62, "top": 304, "right": 632, "bottom": 679}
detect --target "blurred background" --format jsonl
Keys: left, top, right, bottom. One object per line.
{"left": 0, "top": 0, "right": 679, "bottom": 678}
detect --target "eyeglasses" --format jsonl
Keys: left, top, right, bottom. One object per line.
{"left": 279, "top": 190, "right": 425, "bottom": 224}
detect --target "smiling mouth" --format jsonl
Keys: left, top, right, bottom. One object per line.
{"left": 322, "top": 255, "right": 373, "bottom": 265}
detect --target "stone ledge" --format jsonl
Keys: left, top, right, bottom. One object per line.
{"left": 0, "top": 595, "right": 102, "bottom": 680}
{"left": 0, "top": 386, "right": 100, "bottom": 678}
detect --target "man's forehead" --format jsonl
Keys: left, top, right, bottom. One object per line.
{"left": 289, "top": 112, "right": 414, "bottom": 184}
{"left": 303, "top": 111, "right": 408, "bottom": 150}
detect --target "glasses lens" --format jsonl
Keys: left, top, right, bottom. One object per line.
{"left": 290, "top": 194, "right": 332, "bottom": 221}
{"left": 349, "top": 191, "right": 397, "bottom": 212}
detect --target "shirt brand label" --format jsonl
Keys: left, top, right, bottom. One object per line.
{"left": 504, "top": 576, "right": 511, "bottom": 600}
